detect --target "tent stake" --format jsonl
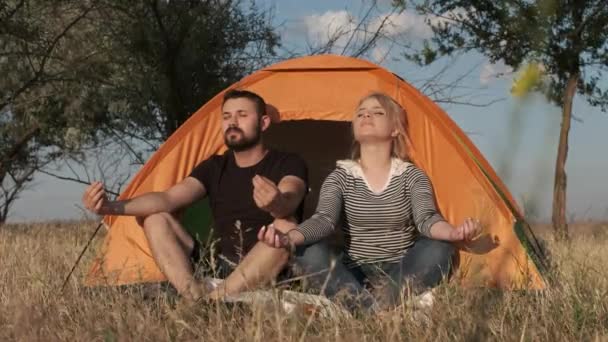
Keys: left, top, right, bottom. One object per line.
{"left": 60, "top": 221, "right": 104, "bottom": 293}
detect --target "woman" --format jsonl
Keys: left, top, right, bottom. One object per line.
{"left": 257, "top": 92, "right": 481, "bottom": 311}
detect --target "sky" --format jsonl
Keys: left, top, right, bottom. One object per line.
{"left": 7, "top": 0, "right": 608, "bottom": 223}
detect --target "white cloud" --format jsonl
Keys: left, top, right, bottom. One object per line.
{"left": 302, "top": 9, "right": 431, "bottom": 54}
{"left": 480, "top": 60, "right": 514, "bottom": 85}
{"left": 303, "top": 7, "right": 469, "bottom": 51}
{"left": 301, "top": 7, "right": 470, "bottom": 58}
{"left": 303, "top": 10, "right": 357, "bottom": 48}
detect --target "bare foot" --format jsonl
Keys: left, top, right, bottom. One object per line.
{"left": 206, "top": 287, "right": 226, "bottom": 301}
{"left": 185, "top": 279, "right": 216, "bottom": 302}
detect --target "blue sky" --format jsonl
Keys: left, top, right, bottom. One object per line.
{"left": 8, "top": 0, "right": 608, "bottom": 222}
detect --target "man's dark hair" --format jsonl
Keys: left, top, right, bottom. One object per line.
{"left": 222, "top": 89, "right": 267, "bottom": 117}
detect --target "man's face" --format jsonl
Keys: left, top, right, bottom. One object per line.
{"left": 221, "top": 97, "right": 263, "bottom": 151}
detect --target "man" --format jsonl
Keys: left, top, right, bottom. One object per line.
{"left": 82, "top": 90, "right": 308, "bottom": 300}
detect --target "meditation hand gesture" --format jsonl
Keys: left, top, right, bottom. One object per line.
{"left": 449, "top": 217, "right": 481, "bottom": 242}
{"left": 82, "top": 181, "right": 108, "bottom": 215}
{"left": 257, "top": 224, "right": 294, "bottom": 251}
{"left": 252, "top": 175, "right": 281, "bottom": 213}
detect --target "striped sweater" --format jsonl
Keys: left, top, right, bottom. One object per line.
{"left": 297, "top": 158, "right": 445, "bottom": 265}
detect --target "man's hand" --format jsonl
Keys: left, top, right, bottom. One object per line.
{"left": 448, "top": 217, "right": 482, "bottom": 242}
{"left": 82, "top": 181, "right": 108, "bottom": 215}
{"left": 252, "top": 175, "right": 282, "bottom": 214}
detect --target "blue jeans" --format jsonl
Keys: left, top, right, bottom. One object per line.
{"left": 294, "top": 237, "right": 455, "bottom": 311}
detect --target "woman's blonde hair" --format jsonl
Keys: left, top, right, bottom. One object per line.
{"left": 351, "top": 92, "right": 410, "bottom": 161}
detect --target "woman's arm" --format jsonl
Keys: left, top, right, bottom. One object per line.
{"left": 407, "top": 166, "right": 480, "bottom": 241}
{"left": 258, "top": 168, "right": 347, "bottom": 248}
{"left": 407, "top": 166, "right": 446, "bottom": 237}
{"left": 429, "top": 218, "right": 480, "bottom": 242}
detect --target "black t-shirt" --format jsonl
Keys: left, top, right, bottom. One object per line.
{"left": 189, "top": 149, "right": 308, "bottom": 263}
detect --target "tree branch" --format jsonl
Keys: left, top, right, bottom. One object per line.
{"left": 36, "top": 169, "right": 120, "bottom": 197}
{"left": 108, "top": 127, "right": 146, "bottom": 164}
{"left": 434, "top": 97, "right": 505, "bottom": 107}
{"left": 341, "top": 0, "right": 378, "bottom": 55}
{"left": 0, "top": 124, "right": 40, "bottom": 171}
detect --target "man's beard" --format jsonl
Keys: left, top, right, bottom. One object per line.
{"left": 224, "top": 125, "right": 262, "bottom": 152}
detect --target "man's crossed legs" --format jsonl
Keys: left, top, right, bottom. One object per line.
{"left": 138, "top": 212, "right": 292, "bottom": 301}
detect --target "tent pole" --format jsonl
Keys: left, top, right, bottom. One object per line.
{"left": 60, "top": 220, "right": 104, "bottom": 293}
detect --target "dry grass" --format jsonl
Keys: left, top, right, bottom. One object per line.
{"left": 1, "top": 221, "right": 608, "bottom": 341}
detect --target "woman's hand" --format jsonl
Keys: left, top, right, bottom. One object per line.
{"left": 257, "top": 224, "right": 294, "bottom": 250}
{"left": 449, "top": 217, "right": 481, "bottom": 242}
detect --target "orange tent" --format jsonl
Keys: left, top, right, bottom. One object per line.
{"left": 86, "top": 55, "right": 546, "bottom": 289}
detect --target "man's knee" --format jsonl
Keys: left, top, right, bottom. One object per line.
{"left": 138, "top": 212, "right": 173, "bottom": 237}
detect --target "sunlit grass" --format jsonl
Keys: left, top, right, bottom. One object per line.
{"left": 1, "top": 221, "right": 607, "bottom": 341}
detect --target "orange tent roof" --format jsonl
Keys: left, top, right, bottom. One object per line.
{"left": 86, "top": 55, "right": 546, "bottom": 289}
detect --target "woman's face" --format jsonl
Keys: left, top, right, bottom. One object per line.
{"left": 353, "top": 97, "right": 395, "bottom": 143}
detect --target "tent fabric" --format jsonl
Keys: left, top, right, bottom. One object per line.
{"left": 86, "top": 55, "right": 546, "bottom": 289}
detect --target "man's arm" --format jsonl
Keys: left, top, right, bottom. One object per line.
{"left": 82, "top": 177, "right": 206, "bottom": 217}
{"left": 207, "top": 176, "right": 305, "bottom": 298}
{"left": 252, "top": 174, "right": 307, "bottom": 219}
{"left": 259, "top": 169, "right": 346, "bottom": 249}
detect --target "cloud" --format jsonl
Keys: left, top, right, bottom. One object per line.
{"left": 302, "top": 7, "right": 468, "bottom": 51}
{"left": 480, "top": 60, "right": 514, "bottom": 85}
{"left": 303, "top": 10, "right": 357, "bottom": 48}
{"left": 302, "top": 9, "right": 431, "bottom": 55}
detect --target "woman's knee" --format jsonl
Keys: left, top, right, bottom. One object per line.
{"left": 397, "top": 238, "right": 456, "bottom": 290}
{"left": 415, "top": 237, "right": 455, "bottom": 267}
{"left": 294, "top": 242, "right": 336, "bottom": 273}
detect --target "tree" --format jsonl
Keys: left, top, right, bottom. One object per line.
{"left": 0, "top": 0, "right": 279, "bottom": 224}
{"left": 40, "top": 0, "right": 280, "bottom": 205}
{"left": 93, "top": 0, "right": 279, "bottom": 146}
{"left": 0, "top": 0, "right": 109, "bottom": 224}
{"left": 46, "top": 0, "right": 280, "bottom": 202}
{"left": 396, "top": 0, "right": 608, "bottom": 239}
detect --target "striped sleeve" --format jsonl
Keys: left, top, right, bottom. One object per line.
{"left": 406, "top": 166, "right": 445, "bottom": 237}
{"left": 296, "top": 168, "right": 346, "bottom": 244}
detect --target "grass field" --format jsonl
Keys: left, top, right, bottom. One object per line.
{"left": 1, "top": 221, "right": 607, "bottom": 341}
